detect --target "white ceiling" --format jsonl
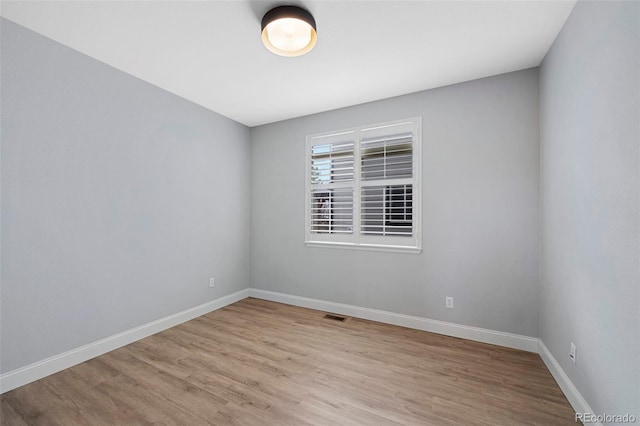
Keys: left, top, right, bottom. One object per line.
{"left": 1, "top": 0, "right": 575, "bottom": 127}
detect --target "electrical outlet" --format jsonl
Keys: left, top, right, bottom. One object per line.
{"left": 209, "top": 277, "right": 215, "bottom": 288}
{"left": 569, "top": 342, "right": 576, "bottom": 363}
{"left": 446, "top": 297, "right": 454, "bottom": 309}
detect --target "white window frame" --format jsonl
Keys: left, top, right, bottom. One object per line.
{"left": 305, "top": 117, "right": 422, "bottom": 253}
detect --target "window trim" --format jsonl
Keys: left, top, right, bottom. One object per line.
{"left": 305, "top": 117, "right": 422, "bottom": 254}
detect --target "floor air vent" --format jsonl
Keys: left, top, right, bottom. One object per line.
{"left": 323, "top": 313, "right": 347, "bottom": 322}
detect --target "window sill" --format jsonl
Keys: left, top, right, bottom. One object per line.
{"left": 304, "top": 241, "right": 422, "bottom": 254}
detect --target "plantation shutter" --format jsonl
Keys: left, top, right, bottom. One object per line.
{"left": 305, "top": 118, "right": 421, "bottom": 252}
{"left": 308, "top": 134, "right": 355, "bottom": 237}
{"left": 360, "top": 124, "right": 415, "bottom": 237}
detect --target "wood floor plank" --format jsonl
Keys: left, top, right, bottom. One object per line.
{"left": 1, "top": 298, "right": 577, "bottom": 425}
{"left": 96, "top": 373, "right": 210, "bottom": 425}
{"left": 0, "top": 399, "right": 28, "bottom": 426}
{"left": 41, "top": 370, "right": 150, "bottom": 426}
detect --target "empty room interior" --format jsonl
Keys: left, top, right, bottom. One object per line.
{"left": 1, "top": 0, "right": 639, "bottom": 424}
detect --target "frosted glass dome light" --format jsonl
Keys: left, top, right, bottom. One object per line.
{"left": 261, "top": 6, "right": 317, "bottom": 57}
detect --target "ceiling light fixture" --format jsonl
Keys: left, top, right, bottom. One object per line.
{"left": 261, "top": 5, "right": 317, "bottom": 57}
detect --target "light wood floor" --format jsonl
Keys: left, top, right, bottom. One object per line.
{"left": 1, "top": 298, "right": 577, "bottom": 425}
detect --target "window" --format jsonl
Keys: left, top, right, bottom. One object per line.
{"left": 305, "top": 118, "right": 421, "bottom": 252}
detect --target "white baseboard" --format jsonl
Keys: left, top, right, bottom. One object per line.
{"left": 248, "top": 288, "right": 539, "bottom": 353}
{"left": 0, "top": 288, "right": 249, "bottom": 394}
{"left": 538, "top": 340, "right": 599, "bottom": 424}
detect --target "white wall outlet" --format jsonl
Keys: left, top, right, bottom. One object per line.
{"left": 209, "top": 277, "right": 215, "bottom": 288}
{"left": 569, "top": 342, "right": 576, "bottom": 363}
{"left": 446, "top": 297, "right": 454, "bottom": 309}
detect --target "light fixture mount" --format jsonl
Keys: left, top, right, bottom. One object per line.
{"left": 261, "top": 5, "right": 317, "bottom": 57}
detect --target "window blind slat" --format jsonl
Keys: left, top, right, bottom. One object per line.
{"left": 361, "top": 133, "right": 413, "bottom": 146}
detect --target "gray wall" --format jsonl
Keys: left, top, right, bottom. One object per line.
{"left": 251, "top": 69, "right": 540, "bottom": 337}
{"left": 0, "top": 19, "right": 251, "bottom": 373}
{"left": 539, "top": 0, "right": 639, "bottom": 418}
